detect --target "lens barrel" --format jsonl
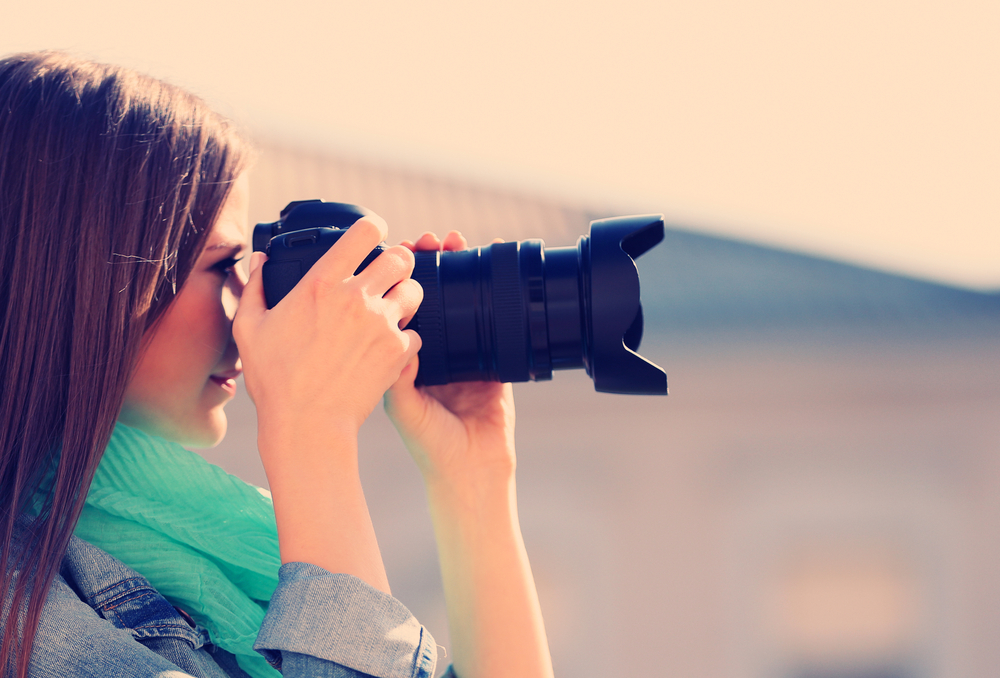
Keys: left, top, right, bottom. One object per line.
{"left": 255, "top": 201, "right": 668, "bottom": 395}
{"left": 408, "top": 240, "right": 558, "bottom": 385}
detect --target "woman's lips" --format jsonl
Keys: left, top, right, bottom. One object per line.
{"left": 209, "top": 369, "right": 241, "bottom": 393}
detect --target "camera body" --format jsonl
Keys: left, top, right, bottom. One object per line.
{"left": 254, "top": 201, "right": 382, "bottom": 309}
{"left": 254, "top": 200, "right": 668, "bottom": 395}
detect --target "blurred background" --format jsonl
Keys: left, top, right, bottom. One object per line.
{"left": 4, "top": 2, "right": 998, "bottom": 676}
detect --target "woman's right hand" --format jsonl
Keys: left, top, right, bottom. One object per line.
{"left": 233, "top": 214, "right": 423, "bottom": 459}
{"left": 233, "top": 214, "right": 421, "bottom": 592}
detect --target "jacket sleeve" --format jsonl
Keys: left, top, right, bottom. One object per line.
{"left": 28, "top": 573, "right": 223, "bottom": 678}
{"left": 28, "top": 558, "right": 445, "bottom": 678}
{"left": 253, "top": 562, "right": 440, "bottom": 678}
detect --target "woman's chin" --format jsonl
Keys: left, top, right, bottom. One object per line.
{"left": 184, "top": 409, "right": 229, "bottom": 449}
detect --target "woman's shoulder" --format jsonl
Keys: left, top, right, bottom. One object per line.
{"left": 4, "top": 523, "right": 240, "bottom": 678}
{"left": 56, "top": 533, "right": 211, "bottom": 648}
{"left": 29, "top": 562, "right": 215, "bottom": 677}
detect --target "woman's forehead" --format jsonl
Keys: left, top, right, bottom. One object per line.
{"left": 205, "top": 175, "right": 250, "bottom": 249}
{"left": 203, "top": 220, "right": 247, "bottom": 252}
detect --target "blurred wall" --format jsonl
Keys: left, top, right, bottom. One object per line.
{"left": 196, "top": 143, "right": 1000, "bottom": 678}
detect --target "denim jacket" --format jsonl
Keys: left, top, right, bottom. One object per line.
{"left": 10, "top": 532, "right": 449, "bottom": 678}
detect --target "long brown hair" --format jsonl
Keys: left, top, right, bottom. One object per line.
{"left": 0, "top": 52, "right": 251, "bottom": 676}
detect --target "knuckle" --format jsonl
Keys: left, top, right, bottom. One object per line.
{"left": 393, "top": 244, "right": 416, "bottom": 267}
{"left": 407, "top": 329, "right": 422, "bottom": 353}
{"left": 342, "top": 286, "right": 368, "bottom": 317}
{"left": 382, "top": 245, "right": 415, "bottom": 274}
{"left": 377, "top": 319, "right": 408, "bottom": 350}
{"left": 394, "top": 331, "right": 413, "bottom": 358}
{"left": 307, "top": 275, "right": 332, "bottom": 299}
{"left": 307, "top": 272, "right": 349, "bottom": 301}
{"left": 408, "top": 278, "right": 424, "bottom": 304}
{"left": 354, "top": 215, "right": 388, "bottom": 242}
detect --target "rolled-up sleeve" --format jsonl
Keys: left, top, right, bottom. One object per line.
{"left": 254, "top": 562, "right": 438, "bottom": 678}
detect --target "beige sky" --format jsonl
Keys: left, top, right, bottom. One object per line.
{"left": 3, "top": 0, "right": 998, "bottom": 289}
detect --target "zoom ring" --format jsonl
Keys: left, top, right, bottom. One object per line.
{"left": 411, "top": 251, "right": 449, "bottom": 386}
{"left": 490, "top": 243, "right": 530, "bottom": 382}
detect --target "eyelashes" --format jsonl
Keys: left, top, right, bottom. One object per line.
{"left": 212, "top": 256, "right": 245, "bottom": 276}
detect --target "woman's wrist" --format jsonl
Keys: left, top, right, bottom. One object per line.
{"left": 256, "top": 415, "right": 360, "bottom": 471}
{"left": 424, "top": 468, "right": 516, "bottom": 521}
{"left": 423, "top": 472, "right": 522, "bottom": 571}
{"left": 415, "top": 436, "right": 517, "bottom": 494}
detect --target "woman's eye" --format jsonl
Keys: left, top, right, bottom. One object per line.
{"left": 213, "top": 256, "right": 244, "bottom": 276}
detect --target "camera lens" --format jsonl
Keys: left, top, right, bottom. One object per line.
{"left": 406, "top": 216, "right": 667, "bottom": 395}
{"left": 407, "top": 241, "right": 550, "bottom": 385}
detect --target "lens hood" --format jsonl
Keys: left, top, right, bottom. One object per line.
{"left": 587, "top": 215, "right": 668, "bottom": 394}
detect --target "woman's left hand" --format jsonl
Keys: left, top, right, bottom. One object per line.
{"left": 383, "top": 231, "right": 516, "bottom": 487}
{"left": 386, "top": 232, "right": 554, "bottom": 678}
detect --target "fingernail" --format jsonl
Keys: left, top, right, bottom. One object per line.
{"left": 250, "top": 252, "right": 264, "bottom": 275}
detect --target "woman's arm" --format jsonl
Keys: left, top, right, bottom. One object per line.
{"left": 424, "top": 423, "right": 553, "bottom": 678}
{"left": 234, "top": 214, "right": 422, "bottom": 594}
{"left": 385, "top": 232, "right": 555, "bottom": 678}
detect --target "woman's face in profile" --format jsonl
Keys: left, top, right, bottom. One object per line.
{"left": 119, "top": 174, "right": 250, "bottom": 447}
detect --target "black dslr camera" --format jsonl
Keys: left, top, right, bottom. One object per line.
{"left": 253, "top": 200, "right": 667, "bottom": 395}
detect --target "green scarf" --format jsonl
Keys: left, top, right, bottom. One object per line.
{"left": 74, "top": 423, "right": 282, "bottom": 678}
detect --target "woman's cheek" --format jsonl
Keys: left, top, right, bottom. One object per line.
{"left": 190, "top": 278, "right": 232, "bottom": 361}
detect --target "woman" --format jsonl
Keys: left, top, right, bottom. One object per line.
{"left": 0, "top": 51, "right": 553, "bottom": 678}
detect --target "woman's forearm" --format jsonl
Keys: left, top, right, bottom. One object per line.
{"left": 426, "top": 473, "right": 554, "bottom": 678}
{"left": 260, "top": 425, "right": 391, "bottom": 595}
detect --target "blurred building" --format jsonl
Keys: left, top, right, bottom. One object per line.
{"left": 198, "top": 141, "right": 1000, "bottom": 678}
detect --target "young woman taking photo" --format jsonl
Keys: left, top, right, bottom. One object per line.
{"left": 0, "top": 51, "right": 553, "bottom": 678}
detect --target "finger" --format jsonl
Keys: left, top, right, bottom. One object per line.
{"left": 387, "top": 352, "right": 420, "bottom": 399}
{"left": 233, "top": 252, "right": 267, "bottom": 340}
{"left": 414, "top": 232, "right": 442, "bottom": 251}
{"left": 401, "top": 328, "right": 422, "bottom": 364}
{"left": 399, "top": 239, "right": 415, "bottom": 252}
{"left": 383, "top": 277, "right": 423, "bottom": 325}
{"left": 239, "top": 252, "right": 267, "bottom": 317}
{"left": 397, "top": 330, "right": 422, "bottom": 381}
{"left": 399, "top": 311, "right": 417, "bottom": 330}
{"left": 250, "top": 250, "right": 265, "bottom": 276}
{"left": 389, "top": 329, "right": 422, "bottom": 387}
{"left": 441, "top": 231, "right": 467, "bottom": 251}
{"left": 357, "top": 244, "right": 416, "bottom": 297}
{"left": 306, "top": 214, "right": 389, "bottom": 283}
{"left": 384, "top": 352, "right": 423, "bottom": 425}
{"left": 395, "top": 282, "right": 423, "bottom": 329}
{"left": 397, "top": 352, "right": 420, "bottom": 389}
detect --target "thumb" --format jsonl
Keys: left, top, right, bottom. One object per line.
{"left": 236, "top": 251, "right": 268, "bottom": 326}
